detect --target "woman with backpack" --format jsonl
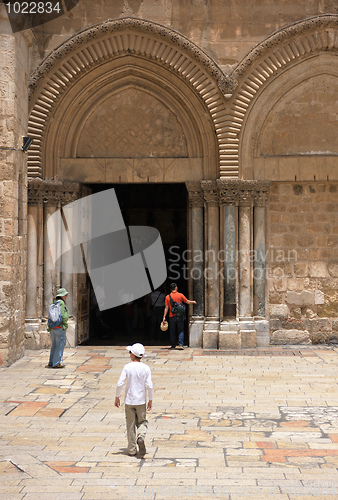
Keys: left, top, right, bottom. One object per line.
{"left": 47, "top": 288, "right": 69, "bottom": 368}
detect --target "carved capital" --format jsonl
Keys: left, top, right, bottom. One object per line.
{"left": 217, "top": 179, "right": 241, "bottom": 205}
{"left": 217, "top": 180, "right": 272, "bottom": 206}
{"left": 201, "top": 180, "right": 219, "bottom": 206}
{"left": 28, "top": 179, "right": 81, "bottom": 206}
{"left": 253, "top": 181, "right": 272, "bottom": 207}
{"left": 186, "top": 181, "right": 204, "bottom": 208}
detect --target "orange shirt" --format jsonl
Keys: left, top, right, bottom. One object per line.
{"left": 165, "top": 291, "right": 187, "bottom": 318}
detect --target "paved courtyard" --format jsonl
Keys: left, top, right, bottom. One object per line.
{"left": 1, "top": 345, "right": 338, "bottom": 499}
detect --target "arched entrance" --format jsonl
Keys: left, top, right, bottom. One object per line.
{"left": 25, "top": 17, "right": 223, "bottom": 348}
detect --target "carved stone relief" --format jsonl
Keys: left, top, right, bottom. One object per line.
{"left": 77, "top": 88, "right": 188, "bottom": 158}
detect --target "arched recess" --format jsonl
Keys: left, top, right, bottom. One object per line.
{"left": 27, "top": 17, "right": 237, "bottom": 180}
{"left": 223, "top": 14, "right": 338, "bottom": 179}
{"left": 41, "top": 56, "right": 218, "bottom": 182}
{"left": 240, "top": 56, "right": 338, "bottom": 180}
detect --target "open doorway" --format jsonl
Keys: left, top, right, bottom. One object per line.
{"left": 81, "top": 183, "right": 188, "bottom": 346}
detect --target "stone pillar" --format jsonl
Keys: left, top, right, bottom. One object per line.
{"left": 253, "top": 182, "right": 271, "bottom": 346}
{"left": 238, "top": 204, "right": 251, "bottom": 319}
{"left": 44, "top": 204, "right": 59, "bottom": 316}
{"left": 201, "top": 180, "right": 220, "bottom": 348}
{"left": 186, "top": 181, "right": 204, "bottom": 347}
{"left": 217, "top": 180, "right": 240, "bottom": 349}
{"left": 217, "top": 180, "right": 237, "bottom": 318}
{"left": 237, "top": 186, "right": 256, "bottom": 347}
{"left": 253, "top": 206, "right": 266, "bottom": 317}
{"left": 26, "top": 205, "right": 38, "bottom": 319}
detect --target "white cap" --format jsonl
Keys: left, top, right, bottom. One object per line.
{"left": 127, "top": 343, "right": 145, "bottom": 358}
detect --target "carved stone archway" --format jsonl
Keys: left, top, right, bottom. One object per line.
{"left": 27, "top": 17, "right": 236, "bottom": 179}
{"left": 223, "top": 14, "right": 338, "bottom": 178}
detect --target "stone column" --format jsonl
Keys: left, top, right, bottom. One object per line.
{"left": 217, "top": 180, "right": 240, "bottom": 348}
{"left": 253, "top": 182, "right": 271, "bottom": 346}
{"left": 253, "top": 206, "right": 266, "bottom": 317}
{"left": 26, "top": 205, "right": 38, "bottom": 319}
{"left": 201, "top": 180, "right": 220, "bottom": 348}
{"left": 186, "top": 182, "right": 204, "bottom": 347}
{"left": 238, "top": 204, "right": 251, "bottom": 319}
{"left": 237, "top": 184, "right": 256, "bottom": 347}
{"left": 217, "top": 180, "right": 238, "bottom": 318}
{"left": 43, "top": 204, "right": 59, "bottom": 316}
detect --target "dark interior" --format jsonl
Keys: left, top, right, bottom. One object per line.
{"left": 81, "top": 183, "right": 188, "bottom": 346}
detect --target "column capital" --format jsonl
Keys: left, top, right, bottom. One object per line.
{"left": 253, "top": 181, "right": 272, "bottom": 207}
{"left": 185, "top": 181, "right": 204, "bottom": 208}
{"left": 216, "top": 179, "right": 272, "bottom": 206}
{"left": 28, "top": 179, "right": 81, "bottom": 206}
{"left": 201, "top": 179, "right": 219, "bottom": 206}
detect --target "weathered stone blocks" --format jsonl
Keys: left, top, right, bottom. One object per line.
{"left": 241, "top": 330, "right": 257, "bottom": 348}
{"left": 286, "top": 290, "right": 313, "bottom": 307}
{"left": 219, "top": 331, "right": 241, "bottom": 349}
{"left": 202, "top": 330, "right": 218, "bottom": 349}
{"left": 271, "top": 329, "right": 311, "bottom": 345}
{"left": 269, "top": 304, "right": 289, "bottom": 319}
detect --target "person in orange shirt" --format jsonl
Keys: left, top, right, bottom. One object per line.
{"left": 162, "top": 282, "right": 196, "bottom": 349}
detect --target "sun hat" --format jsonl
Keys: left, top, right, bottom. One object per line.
{"left": 160, "top": 320, "right": 168, "bottom": 331}
{"left": 127, "top": 343, "right": 145, "bottom": 357}
{"left": 56, "top": 288, "right": 68, "bottom": 297}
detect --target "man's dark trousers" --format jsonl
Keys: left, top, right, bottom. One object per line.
{"left": 168, "top": 315, "right": 184, "bottom": 348}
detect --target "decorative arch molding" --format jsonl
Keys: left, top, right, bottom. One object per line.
{"left": 27, "top": 17, "right": 236, "bottom": 179}
{"left": 225, "top": 14, "right": 338, "bottom": 178}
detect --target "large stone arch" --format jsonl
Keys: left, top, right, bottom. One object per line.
{"left": 27, "top": 17, "right": 236, "bottom": 180}
{"left": 224, "top": 14, "right": 338, "bottom": 179}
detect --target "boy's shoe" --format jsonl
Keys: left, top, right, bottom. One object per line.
{"left": 137, "top": 437, "right": 146, "bottom": 455}
{"left": 52, "top": 363, "right": 65, "bottom": 369}
{"left": 129, "top": 452, "right": 137, "bottom": 457}
{"left": 177, "top": 345, "right": 185, "bottom": 350}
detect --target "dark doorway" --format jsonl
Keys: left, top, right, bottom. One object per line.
{"left": 81, "top": 183, "right": 188, "bottom": 346}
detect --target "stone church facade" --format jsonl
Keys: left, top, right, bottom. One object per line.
{"left": 0, "top": 1, "right": 338, "bottom": 365}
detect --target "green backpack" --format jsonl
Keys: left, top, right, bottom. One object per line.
{"left": 169, "top": 294, "right": 186, "bottom": 317}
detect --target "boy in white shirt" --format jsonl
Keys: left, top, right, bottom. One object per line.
{"left": 115, "top": 343, "right": 153, "bottom": 456}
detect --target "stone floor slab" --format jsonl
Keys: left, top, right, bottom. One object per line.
{"left": 1, "top": 346, "right": 338, "bottom": 498}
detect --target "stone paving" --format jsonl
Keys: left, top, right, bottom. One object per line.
{"left": 1, "top": 345, "right": 338, "bottom": 499}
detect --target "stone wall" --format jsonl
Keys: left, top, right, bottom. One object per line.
{"left": 268, "top": 182, "right": 338, "bottom": 345}
{"left": 30, "top": 0, "right": 338, "bottom": 73}
{"left": 0, "top": 5, "right": 31, "bottom": 365}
